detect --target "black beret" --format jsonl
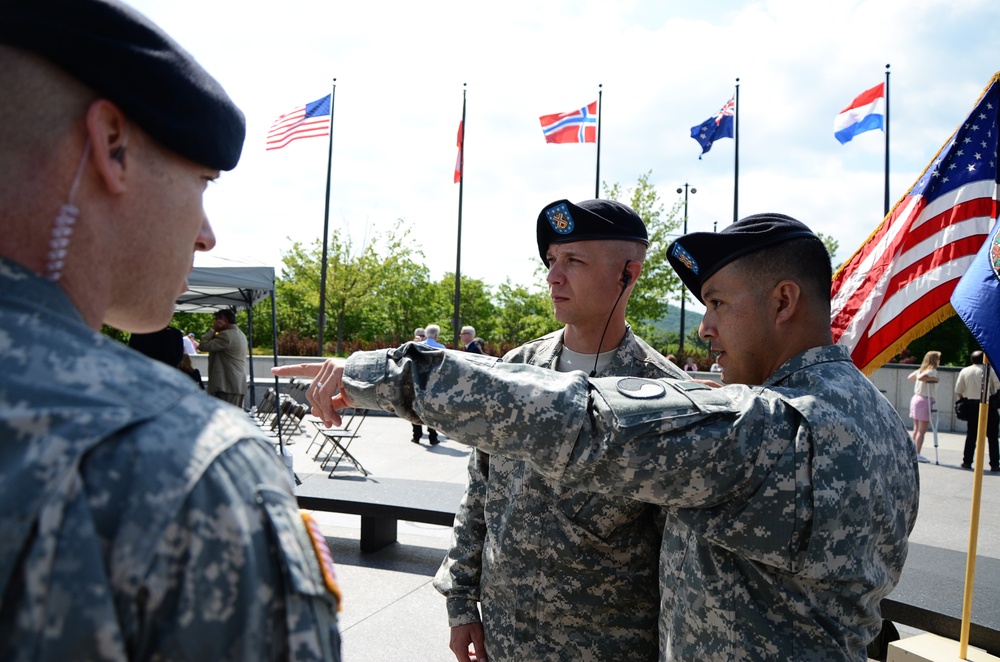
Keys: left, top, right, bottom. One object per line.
{"left": 0, "top": 0, "right": 245, "bottom": 171}
{"left": 537, "top": 198, "right": 649, "bottom": 263}
{"left": 666, "top": 212, "right": 821, "bottom": 303}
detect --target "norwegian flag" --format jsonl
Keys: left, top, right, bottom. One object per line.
{"left": 266, "top": 95, "right": 331, "bottom": 150}
{"left": 539, "top": 101, "right": 598, "bottom": 144}
{"left": 831, "top": 73, "right": 1000, "bottom": 375}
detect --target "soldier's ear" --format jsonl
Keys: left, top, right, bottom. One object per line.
{"left": 772, "top": 280, "right": 801, "bottom": 326}
{"left": 85, "top": 100, "right": 129, "bottom": 195}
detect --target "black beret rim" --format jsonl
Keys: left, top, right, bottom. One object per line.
{"left": 669, "top": 229, "right": 819, "bottom": 303}
{"left": 536, "top": 198, "right": 648, "bottom": 263}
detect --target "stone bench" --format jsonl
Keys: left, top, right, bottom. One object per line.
{"left": 296, "top": 475, "right": 466, "bottom": 552}
{"left": 873, "top": 542, "right": 1000, "bottom": 657}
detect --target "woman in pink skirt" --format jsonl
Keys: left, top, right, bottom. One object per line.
{"left": 908, "top": 350, "right": 941, "bottom": 462}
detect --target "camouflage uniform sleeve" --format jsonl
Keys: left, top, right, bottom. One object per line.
{"left": 433, "top": 449, "right": 489, "bottom": 627}
{"left": 343, "top": 346, "right": 770, "bottom": 509}
{"left": 131, "top": 440, "right": 342, "bottom": 660}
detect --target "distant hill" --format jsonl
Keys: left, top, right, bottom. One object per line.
{"left": 645, "top": 304, "right": 704, "bottom": 337}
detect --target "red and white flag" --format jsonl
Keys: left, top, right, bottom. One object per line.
{"left": 539, "top": 101, "right": 598, "bottom": 144}
{"left": 831, "top": 74, "right": 999, "bottom": 375}
{"left": 454, "top": 121, "right": 464, "bottom": 184}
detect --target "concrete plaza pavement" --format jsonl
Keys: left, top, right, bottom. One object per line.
{"left": 263, "top": 409, "right": 1000, "bottom": 661}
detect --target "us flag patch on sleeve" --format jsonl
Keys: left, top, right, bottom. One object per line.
{"left": 302, "top": 512, "right": 343, "bottom": 608}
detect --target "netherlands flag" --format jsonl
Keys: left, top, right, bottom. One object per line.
{"left": 833, "top": 83, "right": 885, "bottom": 144}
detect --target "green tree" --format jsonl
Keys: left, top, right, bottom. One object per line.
{"left": 490, "top": 279, "right": 559, "bottom": 348}
{"left": 816, "top": 232, "right": 840, "bottom": 268}
{"left": 427, "top": 273, "right": 497, "bottom": 347}
{"left": 603, "top": 171, "right": 684, "bottom": 329}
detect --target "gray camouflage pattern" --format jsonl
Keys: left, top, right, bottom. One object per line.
{"left": 0, "top": 258, "right": 341, "bottom": 661}
{"left": 433, "top": 328, "right": 685, "bottom": 661}
{"left": 344, "top": 341, "right": 920, "bottom": 661}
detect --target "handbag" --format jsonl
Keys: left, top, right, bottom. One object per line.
{"left": 955, "top": 398, "right": 975, "bottom": 422}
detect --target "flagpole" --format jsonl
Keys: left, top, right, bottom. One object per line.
{"left": 452, "top": 84, "right": 467, "bottom": 349}
{"left": 317, "top": 78, "right": 336, "bottom": 356}
{"left": 595, "top": 83, "right": 603, "bottom": 198}
{"left": 884, "top": 64, "right": 891, "bottom": 217}
{"left": 733, "top": 77, "right": 740, "bottom": 224}
{"left": 960, "top": 357, "right": 992, "bottom": 657}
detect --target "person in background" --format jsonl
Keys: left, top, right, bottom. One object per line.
{"left": 683, "top": 355, "right": 698, "bottom": 371}
{"left": 178, "top": 352, "right": 204, "bottom": 389}
{"left": 472, "top": 336, "right": 488, "bottom": 354}
{"left": 955, "top": 350, "right": 1000, "bottom": 471}
{"left": 907, "top": 350, "right": 940, "bottom": 463}
{"left": 128, "top": 326, "right": 184, "bottom": 367}
{"left": 413, "top": 327, "right": 426, "bottom": 342}
{"left": 710, "top": 359, "right": 723, "bottom": 373}
{"left": 460, "top": 325, "right": 483, "bottom": 354}
{"left": 0, "top": 0, "right": 340, "bottom": 658}
{"left": 279, "top": 212, "right": 919, "bottom": 661}
{"left": 182, "top": 330, "right": 198, "bottom": 354}
{"left": 412, "top": 324, "right": 444, "bottom": 444}
{"left": 200, "top": 308, "right": 249, "bottom": 409}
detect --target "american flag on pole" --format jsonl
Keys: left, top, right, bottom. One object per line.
{"left": 539, "top": 101, "right": 598, "bottom": 144}
{"left": 266, "top": 94, "right": 331, "bottom": 150}
{"left": 831, "top": 73, "right": 999, "bottom": 375}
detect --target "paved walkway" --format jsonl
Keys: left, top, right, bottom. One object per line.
{"left": 262, "top": 409, "right": 1000, "bottom": 661}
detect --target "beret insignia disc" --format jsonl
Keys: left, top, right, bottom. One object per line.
{"left": 546, "top": 203, "right": 575, "bottom": 235}
{"left": 670, "top": 243, "right": 699, "bottom": 274}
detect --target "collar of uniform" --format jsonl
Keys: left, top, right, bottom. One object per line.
{"left": 763, "top": 344, "right": 853, "bottom": 388}
{"left": 0, "top": 256, "right": 87, "bottom": 327}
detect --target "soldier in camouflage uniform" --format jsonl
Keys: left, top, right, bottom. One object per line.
{"left": 433, "top": 199, "right": 685, "bottom": 661}
{"left": 281, "top": 213, "right": 919, "bottom": 661}
{"left": 0, "top": 1, "right": 340, "bottom": 659}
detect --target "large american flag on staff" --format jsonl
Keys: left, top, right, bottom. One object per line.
{"left": 266, "top": 94, "right": 331, "bottom": 150}
{"left": 831, "top": 72, "right": 1000, "bottom": 375}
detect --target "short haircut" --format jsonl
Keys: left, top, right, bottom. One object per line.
{"left": 732, "top": 238, "right": 832, "bottom": 311}
{"left": 972, "top": 351, "right": 985, "bottom": 365}
{"left": 215, "top": 309, "right": 236, "bottom": 324}
{"left": 603, "top": 239, "right": 648, "bottom": 266}
{"left": 461, "top": 325, "right": 475, "bottom": 336}
{"left": 425, "top": 324, "right": 440, "bottom": 339}
{"left": 414, "top": 327, "right": 425, "bottom": 336}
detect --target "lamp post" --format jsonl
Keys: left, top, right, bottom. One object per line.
{"left": 676, "top": 184, "right": 696, "bottom": 355}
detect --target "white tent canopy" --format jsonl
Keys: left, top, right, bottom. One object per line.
{"left": 174, "top": 256, "right": 280, "bottom": 424}
{"left": 176, "top": 255, "right": 275, "bottom": 313}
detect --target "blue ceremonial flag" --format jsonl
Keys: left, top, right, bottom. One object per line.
{"left": 690, "top": 96, "right": 735, "bottom": 159}
{"left": 952, "top": 219, "right": 1000, "bottom": 368}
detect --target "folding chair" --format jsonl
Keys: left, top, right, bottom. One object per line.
{"left": 274, "top": 403, "right": 306, "bottom": 439}
{"left": 317, "top": 409, "right": 369, "bottom": 478}
{"left": 306, "top": 408, "right": 362, "bottom": 459}
{"left": 254, "top": 388, "right": 278, "bottom": 423}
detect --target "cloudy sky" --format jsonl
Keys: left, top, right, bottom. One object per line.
{"left": 128, "top": 0, "right": 999, "bottom": 310}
